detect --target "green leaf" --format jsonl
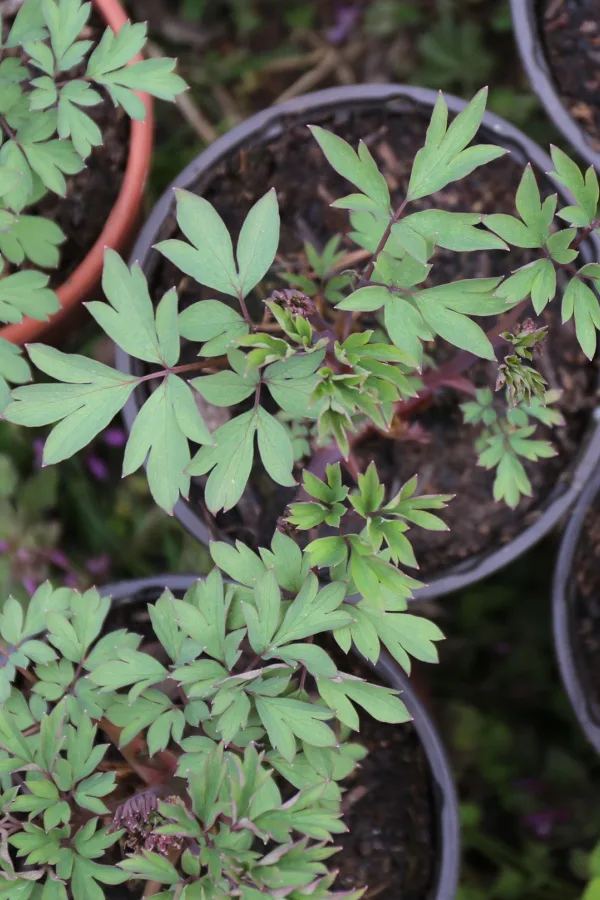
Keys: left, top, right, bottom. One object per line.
{"left": 87, "top": 250, "right": 176, "bottom": 365}
{"left": 0, "top": 270, "right": 59, "bottom": 324}
{"left": 407, "top": 88, "right": 506, "bottom": 201}
{"left": 178, "top": 299, "right": 249, "bottom": 358}
{"left": 255, "top": 696, "right": 336, "bottom": 762}
{"left": 484, "top": 213, "right": 541, "bottom": 249}
{"left": 336, "top": 285, "right": 388, "bottom": 312}
{"left": 256, "top": 406, "right": 296, "bottom": 488}
{"left": 405, "top": 209, "right": 508, "bottom": 252}
{"left": 123, "top": 374, "right": 213, "bottom": 514}
{"left": 242, "top": 568, "right": 281, "bottom": 654}
{"left": 550, "top": 145, "right": 599, "bottom": 225}
{"left": 273, "top": 578, "right": 351, "bottom": 646}
{"left": 157, "top": 190, "right": 240, "bottom": 297}
{"left": 191, "top": 351, "right": 259, "bottom": 406}
{"left": 263, "top": 350, "right": 324, "bottom": 417}
{"left": 414, "top": 291, "right": 494, "bottom": 359}
{"left": 309, "top": 127, "right": 390, "bottom": 208}
{"left": 270, "top": 643, "right": 337, "bottom": 678}
{"left": 119, "top": 851, "right": 180, "bottom": 885}
{"left": 5, "top": 346, "right": 136, "bottom": 465}
{"left": 530, "top": 258, "right": 556, "bottom": 314}
{"left": 188, "top": 410, "right": 258, "bottom": 513}
{"left": 562, "top": 276, "right": 600, "bottom": 360}
{"left": 6, "top": 1, "right": 47, "bottom": 47}
{"left": 236, "top": 188, "right": 280, "bottom": 297}
{"left": 1, "top": 215, "right": 65, "bottom": 269}
{"left": 92, "top": 57, "right": 186, "bottom": 115}
{"left": 210, "top": 540, "right": 265, "bottom": 587}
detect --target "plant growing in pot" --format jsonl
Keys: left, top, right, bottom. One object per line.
{"left": 0, "top": 0, "right": 187, "bottom": 395}
{"left": 511, "top": 0, "right": 600, "bottom": 173}
{"left": 0, "top": 528, "right": 454, "bottom": 899}
{"left": 4, "top": 86, "right": 600, "bottom": 595}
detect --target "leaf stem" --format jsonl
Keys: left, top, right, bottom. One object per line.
{"left": 359, "top": 197, "right": 409, "bottom": 286}
{"left": 136, "top": 361, "right": 216, "bottom": 384}
{"left": 237, "top": 290, "right": 252, "bottom": 324}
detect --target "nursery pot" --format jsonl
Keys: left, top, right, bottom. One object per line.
{"left": 99, "top": 573, "right": 461, "bottom": 900}
{"left": 117, "top": 83, "right": 600, "bottom": 601}
{"left": 510, "top": 0, "right": 600, "bottom": 171}
{"left": 553, "top": 464, "right": 600, "bottom": 755}
{"left": 0, "top": 0, "right": 154, "bottom": 347}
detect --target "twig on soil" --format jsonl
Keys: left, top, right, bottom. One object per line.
{"left": 272, "top": 40, "right": 362, "bottom": 104}
{"left": 212, "top": 83, "right": 243, "bottom": 125}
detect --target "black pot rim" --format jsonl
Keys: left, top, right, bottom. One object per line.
{"left": 118, "top": 82, "right": 600, "bottom": 601}
{"left": 510, "top": 0, "right": 600, "bottom": 171}
{"left": 552, "top": 461, "right": 600, "bottom": 755}
{"left": 99, "top": 572, "right": 461, "bottom": 900}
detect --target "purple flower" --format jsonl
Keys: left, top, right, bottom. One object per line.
{"left": 524, "top": 809, "right": 570, "bottom": 838}
{"left": 50, "top": 550, "right": 71, "bottom": 571}
{"left": 64, "top": 574, "right": 78, "bottom": 588}
{"left": 0, "top": 540, "right": 9, "bottom": 553}
{"left": 86, "top": 455, "right": 109, "bottom": 482}
{"left": 86, "top": 554, "right": 111, "bottom": 577}
{"left": 326, "top": 3, "right": 362, "bottom": 44}
{"left": 103, "top": 428, "right": 127, "bottom": 448}
{"left": 22, "top": 578, "right": 37, "bottom": 595}
{"left": 33, "top": 439, "right": 44, "bottom": 470}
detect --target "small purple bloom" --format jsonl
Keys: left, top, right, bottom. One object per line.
{"left": 64, "top": 574, "right": 79, "bottom": 588}
{"left": 0, "top": 540, "right": 9, "bottom": 553}
{"left": 326, "top": 3, "right": 362, "bottom": 44}
{"left": 22, "top": 578, "right": 37, "bottom": 595}
{"left": 33, "top": 439, "right": 44, "bottom": 470}
{"left": 524, "top": 809, "right": 570, "bottom": 838}
{"left": 86, "top": 554, "right": 111, "bottom": 577}
{"left": 103, "top": 427, "right": 127, "bottom": 448}
{"left": 87, "top": 455, "right": 110, "bottom": 482}
{"left": 50, "top": 549, "right": 71, "bottom": 571}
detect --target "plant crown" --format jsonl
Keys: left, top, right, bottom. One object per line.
{"left": 4, "top": 88, "right": 599, "bottom": 511}
{"left": 0, "top": 532, "right": 443, "bottom": 898}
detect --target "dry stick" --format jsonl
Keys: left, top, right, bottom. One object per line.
{"left": 300, "top": 30, "right": 359, "bottom": 85}
{"left": 272, "top": 41, "right": 363, "bottom": 105}
{"left": 146, "top": 40, "right": 218, "bottom": 144}
{"left": 262, "top": 50, "right": 323, "bottom": 73}
{"left": 212, "top": 83, "right": 244, "bottom": 125}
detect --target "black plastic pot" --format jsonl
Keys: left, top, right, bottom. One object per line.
{"left": 510, "top": 0, "right": 600, "bottom": 171}
{"left": 99, "top": 573, "right": 461, "bottom": 900}
{"left": 553, "top": 463, "right": 600, "bottom": 755}
{"left": 117, "top": 83, "right": 600, "bottom": 601}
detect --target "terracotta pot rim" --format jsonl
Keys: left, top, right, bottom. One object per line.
{"left": 117, "top": 83, "right": 600, "bottom": 602}
{"left": 0, "top": 0, "right": 154, "bottom": 346}
{"left": 100, "top": 573, "right": 461, "bottom": 900}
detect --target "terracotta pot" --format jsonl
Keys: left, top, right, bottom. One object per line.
{"left": 0, "top": 0, "right": 154, "bottom": 347}
{"left": 118, "top": 83, "right": 600, "bottom": 602}
{"left": 100, "top": 574, "right": 461, "bottom": 900}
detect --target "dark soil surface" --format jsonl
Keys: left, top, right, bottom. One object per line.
{"left": 144, "top": 97, "right": 598, "bottom": 576}
{"left": 573, "top": 502, "right": 600, "bottom": 712}
{"left": 540, "top": 0, "right": 600, "bottom": 151}
{"left": 335, "top": 715, "right": 435, "bottom": 899}
{"left": 4, "top": 14, "right": 130, "bottom": 290}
